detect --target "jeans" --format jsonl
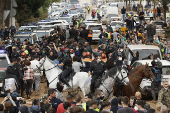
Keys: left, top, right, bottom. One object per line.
{"left": 34, "top": 75, "right": 40, "bottom": 93}
{"left": 25, "top": 79, "right": 33, "bottom": 96}
{"left": 122, "top": 14, "right": 125, "bottom": 21}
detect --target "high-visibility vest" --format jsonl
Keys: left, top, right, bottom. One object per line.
{"left": 87, "top": 7, "right": 90, "bottom": 10}
{"left": 80, "top": 19, "right": 83, "bottom": 23}
{"left": 106, "top": 32, "right": 111, "bottom": 39}
{"left": 88, "top": 30, "right": 93, "bottom": 37}
{"left": 76, "top": 21, "right": 79, "bottom": 27}
{"left": 82, "top": 103, "right": 86, "bottom": 111}
{"left": 94, "top": 108, "right": 100, "bottom": 112}
{"left": 117, "top": 39, "right": 120, "bottom": 43}
{"left": 161, "top": 48, "right": 164, "bottom": 58}
{"left": 24, "top": 50, "right": 29, "bottom": 54}
{"left": 82, "top": 58, "right": 92, "bottom": 62}
{"left": 97, "top": 10, "right": 99, "bottom": 13}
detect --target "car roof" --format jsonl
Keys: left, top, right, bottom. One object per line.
{"left": 20, "top": 26, "right": 38, "bottom": 27}
{"left": 85, "top": 23, "right": 102, "bottom": 25}
{"left": 127, "top": 45, "right": 160, "bottom": 50}
{"left": 134, "top": 60, "right": 170, "bottom": 66}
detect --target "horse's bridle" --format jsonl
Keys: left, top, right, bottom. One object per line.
{"left": 36, "top": 57, "right": 61, "bottom": 84}
{"left": 129, "top": 66, "right": 154, "bottom": 81}
{"left": 128, "top": 65, "right": 154, "bottom": 90}
{"left": 103, "top": 67, "right": 128, "bottom": 100}
{"left": 37, "top": 57, "right": 58, "bottom": 72}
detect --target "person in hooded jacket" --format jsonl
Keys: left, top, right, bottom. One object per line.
{"left": 30, "top": 99, "right": 41, "bottom": 113}
{"left": 110, "top": 98, "right": 118, "bottom": 113}
{"left": 3, "top": 58, "right": 20, "bottom": 93}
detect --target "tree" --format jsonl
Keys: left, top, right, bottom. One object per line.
{"left": 15, "top": 0, "right": 60, "bottom": 25}
{"left": 160, "top": 0, "right": 170, "bottom": 22}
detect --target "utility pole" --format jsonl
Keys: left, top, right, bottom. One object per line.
{"left": 10, "top": 0, "right": 12, "bottom": 26}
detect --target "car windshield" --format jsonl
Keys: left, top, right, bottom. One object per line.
{"left": 129, "top": 49, "right": 161, "bottom": 61}
{"left": 18, "top": 27, "right": 32, "bottom": 31}
{"left": 111, "top": 22, "right": 122, "bottom": 26}
{"left": 89, "top": 25, "right": 102, "bottom": 30}
{"left": 0, "top": 56, "right": 8, "bottom": 68}
{"left": 34, "top": 32, "right": 50, "bottom": 38}
{"left": 14, "top": 36, "right": 31, "bottom": 43}
{"left": 55, "top": 9, "right": 62, "bottom": 12}
{"left": 155, "top": 22, "right": 163, "bottom": 25}
{"left": 107, "top": 14, "right": 118, "bottom": 18}
{"left": 162, "top": 66, "right": 170, "bottom": 75}
{"left": 59, "top": 18, "right": 71, "bottom": 23}
{"left": 69, "top": 10, "right": 78, "bottom": 14}
{"left": 110, "top": 4, "right": 117, "bottom": 6}
{"left": 98, "top": 1, "right": 103, "bottom": 3}
{"left": 84, "top": 3, "right": 88, "bottom": 5}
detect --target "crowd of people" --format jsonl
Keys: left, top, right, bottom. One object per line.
{"left": 0, "top": 2, "right": 170, "bottom": 113}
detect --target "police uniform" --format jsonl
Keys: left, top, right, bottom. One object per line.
{"left": 89, "top": 59, "right": 106, "bottom": 94}
{"left": 61, "top": 56, "right": 72, "bottom": 87}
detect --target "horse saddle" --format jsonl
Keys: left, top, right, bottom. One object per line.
{"left": 58, "top": 71, "right": 76, "bottom": 84}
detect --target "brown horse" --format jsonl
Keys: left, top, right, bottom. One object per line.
{"left": 113, "top": 63, "right": 156, "bottom": 98}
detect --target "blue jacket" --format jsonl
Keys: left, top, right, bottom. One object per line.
{"left": 152, "top": 67, "right": 161, "bottom": 82}
{"left": 50, "top": 97, "right": 62, "bottom": 111}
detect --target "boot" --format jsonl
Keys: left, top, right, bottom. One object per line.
{"left": 63, "top": 78, "right": 71, "bottom": 87}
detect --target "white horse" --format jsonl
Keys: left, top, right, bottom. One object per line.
{"left": 36, "top": 56, "right": 129, "bottom": 99}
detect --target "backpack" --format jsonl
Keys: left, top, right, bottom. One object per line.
{"left": 152, "top": 67, "right": 161, "bottom": 82}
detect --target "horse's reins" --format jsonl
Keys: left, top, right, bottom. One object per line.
{"left": 36, "top": 57, "right": 61, "bottom": 84}
{"left": 128, "top": 65, "right": 154, "bottom": 90}
{"left": 102, "top": 67, "right": 127, "bottom": 100}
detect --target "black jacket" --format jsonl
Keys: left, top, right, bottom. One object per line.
{"left": 30, "top": 106, "right": 40, "bottom": 113}
{"left": 69, "top": 28, "right": 77, "bottom": 38}
{"left": 111, "top": 98, "right": 118, "bottom": 113}
{"left": 129, "top": 49, "right": 139, "bottom": 66}
{"left": 3, "top": 65, "right": 20, "bottom": 91}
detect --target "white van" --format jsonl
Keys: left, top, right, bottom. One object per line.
{"left": 123, "top": 45, "right": 162, "bottom": 68}
{"left": 131, "top": 60, "right": 170, "bottom": 96}
{"left": 85, "top": 23, "right": 102, "bottom": 41}
{"left": 110, "top": 3, "right": 118, "bottom": 7}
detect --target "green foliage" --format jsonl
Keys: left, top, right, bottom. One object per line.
{"left": 15, "top": 0, "right": 60, "bottom": 25}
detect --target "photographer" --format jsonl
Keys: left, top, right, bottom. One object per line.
{"left": 1, "top": 96, "right": 17, "bottom": 113}
{"left": 151, "top": 60, "right": 162, "bottom": 102}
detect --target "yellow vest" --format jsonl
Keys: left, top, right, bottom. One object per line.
{"left": 106, "top": 32, "right": 111, "bottom": 39}
{"left": 82, "top": 103, "right": 86, "bottom": 111}
{"left": 76, "top": 21, "right": 79, "bottom": 27}
{"left": 94, "top": 108, "right": 100, "bottom": 112}
{"left": 97, "top": 10, "right": 99, "bottom": 13}
{"left": 87, "top": 7, "right": 90, "bottom": 10}
{"left": 24, "top": 50, "right": 29, "bottom": 54}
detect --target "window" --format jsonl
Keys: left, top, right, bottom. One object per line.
{"left": 89, "top": 25, "right": 102, "bottom": 30}
{"left": 162, "top": 66, "right": 170, "bottom": 75}
{"left": 129, "top": 49, "right": 161, "bottom": 61}
{"left": 131, "top": 62, "right": 142, "bottom": 69}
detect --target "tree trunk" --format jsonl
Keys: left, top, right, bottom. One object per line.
{"left": 126, "top": 0, "right": 127, "bottom": 7}
{"left": 140, "top": 0, "right": 142, "bottom": 5}
{"left": 164, "top": 4, "right": 167, "bottom": 22}
{"left": 147, "top": 0, "right": 150, "bottom": 8}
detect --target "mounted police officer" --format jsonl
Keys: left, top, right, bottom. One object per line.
{"left": 87, "top": 52, "right": 106, "bottom": 95}
{"left": 151, "top": 60, "right": 162, "bottom": 102}
{"left": 58, "top": 49, "right": 72, "bottom": 87}
{"left": 113, "top": 52, "right": 123, "bottom": 67}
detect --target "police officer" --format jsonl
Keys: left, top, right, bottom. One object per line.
{"left": 151, "top": 60, "right": 162, "bottom": 101}
{"left": 87, "top": 52, "right": 106, "bottom": 94}
{"left": 58, "top": 49, "right": 72, "bottom": 87}
{"left": 113, "top": 52, "right": 123, "bottom": 67}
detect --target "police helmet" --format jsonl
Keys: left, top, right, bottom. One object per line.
{"left": 64, "top": 49, "right": 70, "bottom": 53}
